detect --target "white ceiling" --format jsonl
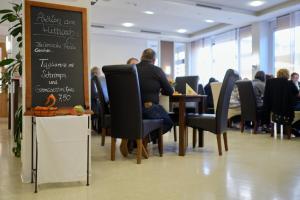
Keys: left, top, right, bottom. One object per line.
{"left": 91, "top": 0, "right": 300, "bottom": 41}
{"left": 181, "top": 0, "right": 290, "bottom": 11}
{"left": 0, "top": 0, "right": 299, "bottom": 41}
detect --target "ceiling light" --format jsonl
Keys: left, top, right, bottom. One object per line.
{"left": 248, "top": 1, "right": 265, "bottom": 7}
{"left": 144, "top": 11, "right": 154, "bottom": 15}
{"left": 122, "top": 22, "right": 134, "bottom": 27}
{"left": 177, "top": 29, "right": 187, "bottom": 34}
{"left": 205, "top": 19, "right": 215, "bottom": 23}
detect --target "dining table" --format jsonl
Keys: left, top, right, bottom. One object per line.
{"left": 169, "top": 94, "right": 207, "bottom": 156}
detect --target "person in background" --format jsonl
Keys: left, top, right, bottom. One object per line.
{"left": 91, "top": 66, "right": 101, "bottom": 78}
{"left": 126, "top": 57, "right": 139, "bottom": 65}
{"left": 137, "top": 48, "right": 174, "bottom": 141}
{"left": 252, "top": 71, "right": 266, "bottom": 108}
{"left": 90, "top": 66, "right": 101, "bottom": 132}
{"left": 291, "top": 72, "right": 300, "bottom": 91}
{"left": 204, "top": 77, "right": 217, "bottom": 112}
{"left": 265, "top": 74, "right": 274, "bottom": 81}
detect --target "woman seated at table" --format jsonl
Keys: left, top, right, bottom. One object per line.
{"left": 136, "top": 48, "right": 174, "bottom": 142}
{"left": 252, "top": 71, "right": 266, "bottom": 108}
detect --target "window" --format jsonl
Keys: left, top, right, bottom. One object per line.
{"left": 211, "top": 30, "right": 238, "bottom": 82}
{"left": 174, "top": 42, "right": 186, "bottom": 78}
{"left": 239, "top": 26, "right": 253, "bottom": 79}
{"left": 274, "top": 12, "right": 300, "bottom": 74}
{"left": 191, "top": 29, "right": 245, "bottom": 84}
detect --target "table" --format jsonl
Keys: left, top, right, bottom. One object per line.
{"left": 169, "top": 95, "right": 207, "bottom": 156}
{"left": 31, "top": 115, "right": 90, "bottom": 193}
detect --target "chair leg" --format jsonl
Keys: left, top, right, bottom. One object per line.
{"left": 223, "top": 132, "right": 228, "bottom": 151}
{"left": 198, "top": 129, "right": 204, "bottom": 148}
{"left": 253, "top": 121, "right": 258, "bottom": 134}
{"left": 136, "top": 139, "right": 142, "bottom": 164}
{"left": 142, "top": 138, "right": 149, "bottom": 154}
{"left": 216, "top": 134, "right": 222, "bottom": 156}
{"left": 142, "top": 144, "right": 149, "bottom": 159}
{"left": 111, "top": 137, "right": 116, "bottom": 161}
{"left": 185, "top": 127, "right": 188, "bottom": 147}
{"left": 173, "top": 126, "right": 177, "bottom": 142}
{"left": 273, "top": 122, "right": 277, "bottom": 139}
{"left": 158, "top": 129, "right": 163, "bottom": 157}
{"left": 101, "top": 128, "right": 106, "bottom": 146}
{"left": 240, "top": 118, "right": 245, "bottom": 133}
{"left": 286, "top": 125, "right": 292, "bottom": 139}
{"left": 192, "top": 128, "right": 197, "bottom": 148}
{"left": 228, "top": 119, "right": 232, "bottom": 128}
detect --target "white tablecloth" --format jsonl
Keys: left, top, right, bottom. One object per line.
{"left": 35, "top": 115, "right": 90, "bottom": 184}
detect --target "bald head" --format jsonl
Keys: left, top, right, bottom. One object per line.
{"left": 141, "top": 48, "right": 156, "bottom": 64}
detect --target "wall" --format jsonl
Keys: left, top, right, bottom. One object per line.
{"left": 21, "top": 0, "right": 90, "bottom": 183}
{"left": 90, "top": 34, "right": 148, "bottom": 70}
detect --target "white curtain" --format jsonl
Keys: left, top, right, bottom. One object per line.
{"left": 191, "top": 29, "right": 242, "bottom": 84}
{"left": 274, "top": 12, "right": 300, "bottom": 75}
{"left": 239, "top": 26, "right": 252, "bottom": 79}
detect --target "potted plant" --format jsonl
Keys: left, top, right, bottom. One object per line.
{"left": 0, "top": 3, "right": 22, "bottom": 157}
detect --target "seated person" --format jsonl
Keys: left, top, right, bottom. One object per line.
{"left": 264, "top": 68, "right": 299, "bottom": 126}
{"left": 90, "top": 66, "right": 101, "bottom": 131}
{"left": 127, "top": 57, "right": 139, "bottom": 65}
{"left": 136, "top": 48, "right": 174, "bottom": 142}
{"left": 229, "top": 85, "right": 240, "bottom": 109}
{"left": 291, "top": 72, "right": 300, "bottom": 90}
{"left": 252, "top": 71, "right": 266, "bottom": 108}
{"left": 204, "top": 77, "right": 217, "bottom": 111}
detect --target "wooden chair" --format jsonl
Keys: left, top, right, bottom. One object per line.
{"left": 103, "top": 65, "right": 164, "bottom": 164}
{"left": 187, "top": 69, "right": 240, "bottom": 155}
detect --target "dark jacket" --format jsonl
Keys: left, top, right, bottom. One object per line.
{"left": 136, "top": 61, "right": 173, "bottom": 104}
{"left": 263, "top": 78, "right": 299, "bottom": 122}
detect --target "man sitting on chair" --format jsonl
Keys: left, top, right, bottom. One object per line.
{"left": 136, "top": 48, "right": 174, "bottom": 143}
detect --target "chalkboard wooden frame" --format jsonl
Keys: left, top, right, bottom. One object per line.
{"left": 25, "top": 1, "right": 89, "bottom": 112}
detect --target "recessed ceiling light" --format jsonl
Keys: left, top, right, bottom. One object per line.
{"left": 205, "top": 19, "right": 215, "bottom": 23}
{"left": 122, "top": 22, "right": 134, "bottom": 27}
{"left": 248, "top": 1, "right": 265, "bottom": 7}
{"left": 177, "top": 29, "right": 187, "bottom": 34}
{"left": 143, "top": 11, "right": 154, "bottom": 15}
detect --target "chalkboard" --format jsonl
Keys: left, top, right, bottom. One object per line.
{"left": 25, "top": 1, "right": 89, "bottom": 111}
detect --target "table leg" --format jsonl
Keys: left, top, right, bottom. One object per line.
{"left": 179, "top": 98, "right": 186, "bottom": 156}
{"left": 198, "top": 129, "right": 204, "bottom": 147}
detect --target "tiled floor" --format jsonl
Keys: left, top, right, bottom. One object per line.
{"left": 1, "top": 118, "right": 300, "bottom": 200}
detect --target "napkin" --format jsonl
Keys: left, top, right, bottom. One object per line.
{"left": 186, "top": 83, "right": 197, "bottom": 95}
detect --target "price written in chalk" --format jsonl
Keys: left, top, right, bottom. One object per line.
{"left": 58, "top": 93, "right": 71, "bottom": 103}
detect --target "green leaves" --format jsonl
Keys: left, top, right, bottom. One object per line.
{"left": 0, "top": 9, "right": 13, "bottom": 14}
{"left": 0, "top": 3, "right": 23, "bottom": 158}
{"left": 0, "top": 58, "right": 15, "bottom": 66}
{"left": 10, "top": 26, "right": 21, "bottom": 37}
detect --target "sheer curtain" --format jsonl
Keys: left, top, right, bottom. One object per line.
{"left": 274, "top": 12, "right": 300, "bottom": 74}
{"left": 239, "top": 26, "right": 252, "bottom": 79}
{"left": 211, "top": 30, "right": 238, "bottom": 82}
{"left": 191, "top": 29, "right": 240, "bottom": 84}
{"left": 191, "top": 38, "right": 213, "bottom": 84}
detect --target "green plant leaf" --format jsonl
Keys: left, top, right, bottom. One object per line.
{"left": 8, "top": 22, "right": 21, "bottom": 31}
{"left": 17, "top": 36, "right": 22, "bottom": 42}
{"left": 10, "top": 26, "right": 21, "bottom": 37}
{"left": 0, "top": 9, "right": 13, "bottom": 14}
{"left": 0, "top": 58, "right": 15, "bottom": 66}
{"left": 7, "top": 14, "right": 17, "bottom": 22}
{"left": 1, "top": 13, "right": 11, "bottom": 20}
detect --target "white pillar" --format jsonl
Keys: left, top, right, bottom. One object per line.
{"left": 252, "top": 21, "right": 273, "bottom": 76}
